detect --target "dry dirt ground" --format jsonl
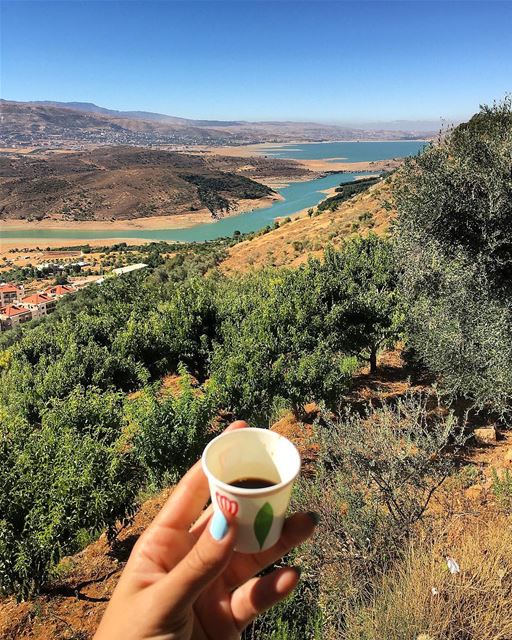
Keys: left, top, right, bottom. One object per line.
{"left": 220, "top": 179, "right": 394, "bottom": 274}
{"left": 0, "top": 249, "right": 84, "bottom": 275}
{"left": 1, "top": 349, "right": 511, "bottom": 639}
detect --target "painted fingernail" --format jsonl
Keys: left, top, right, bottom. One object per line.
{"left": 292, "top": 566, "right": 302, "bottom": 578}
{"left": 210, "top": 510, "right": 229, "bottom": 541}
{"left": 307, "top": 511, "right": 320, "bottom": 525}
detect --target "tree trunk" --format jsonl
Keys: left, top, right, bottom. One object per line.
{"left": 369, "top": 347, "right": 378, "bottom": 374}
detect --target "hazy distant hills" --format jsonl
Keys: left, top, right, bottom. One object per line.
{"left": 0, "top": 100, "right": 434, "bottom": 148}
{"left": 26, "top": 101, "right": 194, "bottom": 125}
{"left": 0, "top": 100, "right": 228, "bottom": 147}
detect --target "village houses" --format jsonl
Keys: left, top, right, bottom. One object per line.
{"left": 0, "top": 265, "right": 145, "bottom": 331}
{"left": 19, "top": 293, "right": 57, "bottom": 319}
{"left": 0, "top": 283, "right": 24, "bottom": 307}
{"left": 0, "top": 304, "right": 33, "bottom": 330}
{"left": 0, "top": 282, "right": 77, "bottom": 331}
{"left": 44, "top": 284, "right": 78, "bottom": 298}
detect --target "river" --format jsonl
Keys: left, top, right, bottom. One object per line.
{"left": 0, "top": 141, "right": 426, "bottom": 243}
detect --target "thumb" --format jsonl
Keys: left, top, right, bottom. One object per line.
{"left": 158, "top": 510, "right": 237, "bottom": 610}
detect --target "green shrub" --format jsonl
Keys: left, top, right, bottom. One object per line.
{"left": 210, "top": 266, "right": 359, "bottom": 422}
{"left": 394, "top": 98, "right": 512, "bottom": 413}
{"left": 247, "top": 395, "right": 464, "bottom": 639}
{"left": 244, "top": 578, "right": 323, "bottom": 639}
{"left": 130, "top": 370, "right": 218, "bottom": 488}
{"left": 326, "top": 395, "right": 465, "bottom": 534}
{"left": 492, "top": 468, "right": 512, "bottom": 513}
{"left": 0, "top": 403, "right": 137, "bottom": 598}
{"left": 358, "top": 210, "right": 373, "bottom": 223}
{"left": 318, "top": 237, "right": 404, "bottom": 372}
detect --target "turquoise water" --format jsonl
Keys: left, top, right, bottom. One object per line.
{"left": 259, "top": 140, "right": 427, "bottom": 162}
{"left": 1, "top": 141, "right": 426, "bottom": 243}
{"left": 0, "top": 172, "right": 358, "bottom": 243}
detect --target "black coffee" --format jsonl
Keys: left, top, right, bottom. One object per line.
{"left": 229, "top": 477, "right": 276, "bottom": 489}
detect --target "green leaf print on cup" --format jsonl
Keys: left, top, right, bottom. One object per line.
{"left": 254, "top": 502, "right": 273, "bottom": 549}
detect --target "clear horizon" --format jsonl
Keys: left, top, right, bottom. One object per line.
{"left": 1, "top": 0, "right": 511, "bottom": 123}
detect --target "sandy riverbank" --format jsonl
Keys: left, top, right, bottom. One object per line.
{"left": 1, "top": 195, "right": 279, "bottom": 232}
{"left": 198, "top": 143, "right": 403, "bottom": 174}
{"left": 0, "top": 237, "right": 151, "bottom": 255}
{"left": 295, "top": 157, "right": 402, "bottom": 173}
{"left": 0, "top": 192, "right": 282, "bottom": 252}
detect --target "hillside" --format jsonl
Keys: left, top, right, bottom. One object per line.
{"left": 0, "top": 100, "right": 232, "bottom": 147}
{"left": 0, "top": 146, "right": 310, "bottom": 222}
{"left": 1, "top": 348, "right": 511, "bottom": 640}
{"left": 221, "top": 176, "right": 394, "bottom": 272}
{"left": 1, "top": 102, "right": 510, "bottom": 640}
{"left": 0, "top": 100, "right": 433, "bottom": 148}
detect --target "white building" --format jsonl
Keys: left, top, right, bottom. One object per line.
{"left": 20, "top": 293, "right": 57, "bottom": 319}
{"left": 0, "top": 304, "right": 32, "bottom": 331}
{"left": 112, "top": 263, "right": 148, "bottom": 275}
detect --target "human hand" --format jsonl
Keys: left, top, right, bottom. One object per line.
{"left": 94, "top": 421, "right": 317, "bottom": 640}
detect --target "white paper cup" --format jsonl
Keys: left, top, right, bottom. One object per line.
{"left": 202, "top": 428, "right": 301, "bottom": 553}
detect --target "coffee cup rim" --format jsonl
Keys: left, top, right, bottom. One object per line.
{"left": 202, "top": 427, "right": 301, "bottom": 496}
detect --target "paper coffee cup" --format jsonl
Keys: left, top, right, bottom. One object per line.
{"left": 202, "top": 428, "right": 301, "bottom": 553}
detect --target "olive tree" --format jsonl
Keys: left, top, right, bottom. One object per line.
{"left": 394, "top": 98, "right": 512, "bottom": 413}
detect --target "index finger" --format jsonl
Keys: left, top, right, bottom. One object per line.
{"left": 150, "top": 420, "right": 249, "bottom": 532}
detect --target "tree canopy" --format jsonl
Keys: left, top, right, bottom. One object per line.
{"left": 394, "top": 97, "right": 512, "bottom": 413}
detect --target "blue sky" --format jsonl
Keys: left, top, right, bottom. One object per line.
{"left": 1, "top": 1, "right": 511, "bottom": 123}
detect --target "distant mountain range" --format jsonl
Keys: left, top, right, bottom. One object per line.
{"left": 26, "top": 101, "right": 245, "bottom": 127}
{"left": 0, "top": 100, "right": 435, "bottom": 148}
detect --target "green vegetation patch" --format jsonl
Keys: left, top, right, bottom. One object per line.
{"left": 0, "top": 234, "right": 399, "bottom": 598}
{"left": 394, "top": 97, "right": 512, "bottom": 414}
{"left": 316, "top": 175, "right": 381, "bottom": 213}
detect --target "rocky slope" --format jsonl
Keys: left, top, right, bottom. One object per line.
{"left": 0, "top": 146, "right": 302, "bottom": 222}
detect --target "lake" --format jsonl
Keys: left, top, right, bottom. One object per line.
{"left": 0, "top": 141, "right": 427, "bottom": 243}
{"left": 258, "top": 140, "right": 427, "bottom": 162}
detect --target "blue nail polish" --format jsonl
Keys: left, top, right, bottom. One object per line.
{"left": 210, "top": 510, "right": 229, "bottom": 541}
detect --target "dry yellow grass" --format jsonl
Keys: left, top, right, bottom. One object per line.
{"left": 345, "top": 515, "right": 512, "bottom": 640}
{"left": 220, "top": 179, "right": 395, "bottom": 274}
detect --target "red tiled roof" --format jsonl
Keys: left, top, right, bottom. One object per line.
{"left": 21, "top": 293, "right": 54, "bottom": 305}
{"left": 0, "top": 283, "right": 22, "bottom": 294}
{"left": 44, "top": 284, "right": 76, "bottom": 296}
{"left": 0, "top": 304, "right": 32, "bottom": 318}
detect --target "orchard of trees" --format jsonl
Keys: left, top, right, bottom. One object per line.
{"left": 0, "top": 233, "right": 399, "bottom": 597}
{"left": 0, "top": 98, "right": 511, "bottom": 604}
